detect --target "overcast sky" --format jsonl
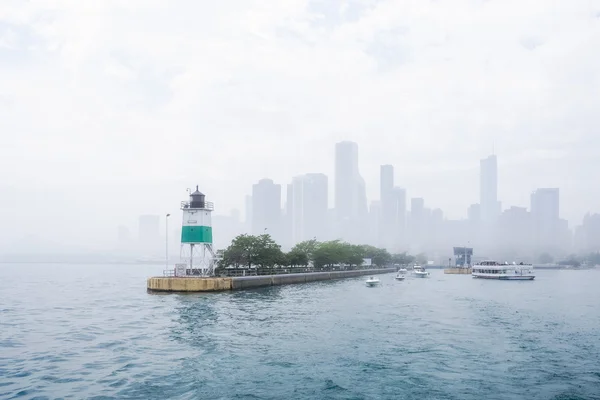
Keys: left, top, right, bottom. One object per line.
{"left": 1, "top": 0, "right": 599, "bottom": 250}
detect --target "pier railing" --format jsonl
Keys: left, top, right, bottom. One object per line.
{"left": 162, "top": 265, "right": 393, "bottom": 278}
{"left": 215, "top": 265, "right": 388, "bottom": 277}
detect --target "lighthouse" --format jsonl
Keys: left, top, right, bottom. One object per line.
{"left": 180, "top": 186, "right": 215, "bottom": 276}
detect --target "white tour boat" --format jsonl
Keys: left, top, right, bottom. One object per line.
{"left": 365, "top": 276, "right": 380, "bottom": 287}
{"left": 472, "top": 261, "right": 535, "bottom": 280}
{"left": 412, "top": 265, "right": 430, "bottom": 278}
{"left": 398, "top": 268, "right": 408, "bottom": 274}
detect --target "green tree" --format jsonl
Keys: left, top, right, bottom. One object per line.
{"left": 371, "top": 248, "right": 392, "bottom": 267}
{"left": 312, "top": 240, "right": 347, "bottom": 269}
{"left": 392, "top": 252, "right": 415, "bottom": 266}
{"left": 219, "top": 235, "right": 256, "bottom": 269}
{"left": 219, "top": 235, "right": 395, "bottom": 275}
{"left": 360, "top": 244, "right": 379, "bottom": 257}
{"left": 291, "top": 239, "right": 319, "bottom": 260}
{"left": 286, "top": 249, "right": 309, "bottom": 267}
{"left": 359, "top": 244, "right": 389, "bottom": 266}
{"left": 219, "top": 234, "right": 283, "bottom": 270}
{"left": 254, "top": 234, "right": 285, "bottom": 270}
{"left": 343, "top": 244, "right": 366, "bottom": 268}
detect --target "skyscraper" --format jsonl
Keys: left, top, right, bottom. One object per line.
{"left": 284, "top": 183, "right": 294, "bottom": 247}
{"left": 380, "top": 165, "right": 394, "bottom": 204}
{"left": 357, "top": 175, "right": 368, "bottom": 219}
{"left": 335, "top": 141, "right": 366, "bottom": 243}
{"left": 251, "top": 179, "right": 282, "bottom": 241}
{"left": 531, "top": 188, "right": 559, "bottom": 221}
{"left": 393, "top": 187, "right": 407, "bottom": 250}
{"left": 334, "top": 141, "right": 359, "bottom": 221}
{"left": 467, "top": 203, "right": 481, "bottom": 223}
{"left": 409, "top": 197, "right": 425, "bottom": 250}
{"left": 289, "top": 173, "right": 328, "bottom": 243}
{"left": 244, "top": 195, "right": 252, "bottom": 233}
{"left": 379, "top": 165, "right": 396, "bottom": 248}
{"left": 530, "top": 188, "right": 561, "bottom": 250}
{"left": 480, "top": 155, "right": 500, "bottom": 224}
{"left": 369, "top": 200, "right": 381, "bottom": 246}
{"left": 497, "top": 206, "right": 532, "bottom": 253}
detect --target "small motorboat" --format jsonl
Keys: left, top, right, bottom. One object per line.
{"left": 395, "top": 272, "right": 405, "bottom": 281}
{"left": 413, "top": 265, "right": 430, "bottom": 278}
{"left": 365, "top": 276, "right": 380, "bottom": 287}
{"left": 398, "top": 268, "right": 408, "bottom": 274}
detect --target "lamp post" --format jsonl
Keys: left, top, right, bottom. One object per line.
{"left": 166, "top": 213, "right": 171, "bottom": 272}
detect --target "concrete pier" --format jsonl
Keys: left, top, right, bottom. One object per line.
{"left": 444, "top": 267, "right": 472, "bottom": 274}
{"left": 147, "top": 268, "right": 395, "bottom": 292}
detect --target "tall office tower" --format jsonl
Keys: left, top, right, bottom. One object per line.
{"left": 369, "top": 200, "right": 381, "bottom": 246}
{"left": 467, "top": 203, "right": 481, "bottom": 223}
{"left": 530, "top": 188, "right": 560, "bottom": 250}
{"left": 380, "top": 165, "right": 394, "bottom": 200}
{"left": 467, "top": 203, "right": 481, "bottom": 248}
{"left": 379, "top": 165, "right": 396, "bottom": 249}
{"left": 357, "top": 175, "right": 368, "bottom": 219}
{"left": 480, "top": 155, "right": 500, "bottom": 224}
{"left": 334, "top": 141, "right": 360, "bottom": 221}
{"left": 244, "top": 195, "right": 253, "bottom": 233}
{"left": 283, "top": 183, "right": 294, "bottom": 248}
{"left": 334, "top": 141, "right": 364, "bottom": 242}
{"left": 409, "top": 197, "right": 425, "bottom": 250}
{"left": 496, "top": 206, "right": 532, "bottom": 253}
{"left": 393, "top": 187, "right": 407, "bottom": 251}
{"left": 251, "top": 179, "right": 282, "bottom": 242}
{"left": 289, "top": 173, "right": 328, "bottom": 244}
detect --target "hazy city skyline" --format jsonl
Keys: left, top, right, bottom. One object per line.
{"left": 1, "top": 1, "right": 600, "bottom": 253}
{"left": 0, "top": 136, "right": 595, "bottom": 256}
{"left": 9, "top": 138, "right": 594, "bottom": 264}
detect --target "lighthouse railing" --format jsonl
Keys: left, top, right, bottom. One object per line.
{"left": 180, "top": 201, "right": 214, "bottom": 210}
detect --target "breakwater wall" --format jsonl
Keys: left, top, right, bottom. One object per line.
{"left": 444, "top": 267, "right": 472, "bottom": 274}
{"left": 147, "top": 268, "right": 395, "bottom": 292}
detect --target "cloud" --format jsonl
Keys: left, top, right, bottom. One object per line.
{"left": 1, "top": 0, "right": 599, "bottom": 246}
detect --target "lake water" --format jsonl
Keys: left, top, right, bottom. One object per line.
{"left": 1, "top": 264, "right": 600, "bottom": 399}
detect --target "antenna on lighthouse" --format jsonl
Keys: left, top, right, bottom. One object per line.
{"left": 178, "top": 185, "right": 215, "bottom": 276}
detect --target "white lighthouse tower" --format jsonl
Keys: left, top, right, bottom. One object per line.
{"left": 179, "top": 186, "right": 215, "bottom": 276}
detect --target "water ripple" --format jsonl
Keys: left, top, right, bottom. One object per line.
{"left": 1, "top": 265, "right": 600, "bottom": 399}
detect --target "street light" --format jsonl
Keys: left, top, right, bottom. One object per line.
{"left": 166, "top": 213, "right": 171, "bottom": 271}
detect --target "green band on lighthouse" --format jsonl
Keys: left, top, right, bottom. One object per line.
{"left": 181, "top": 226, "right": 213, "bottom": 243}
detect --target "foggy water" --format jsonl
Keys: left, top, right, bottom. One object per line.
{"left": 1, "top": 264, "right": 600, "bottom": 399}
